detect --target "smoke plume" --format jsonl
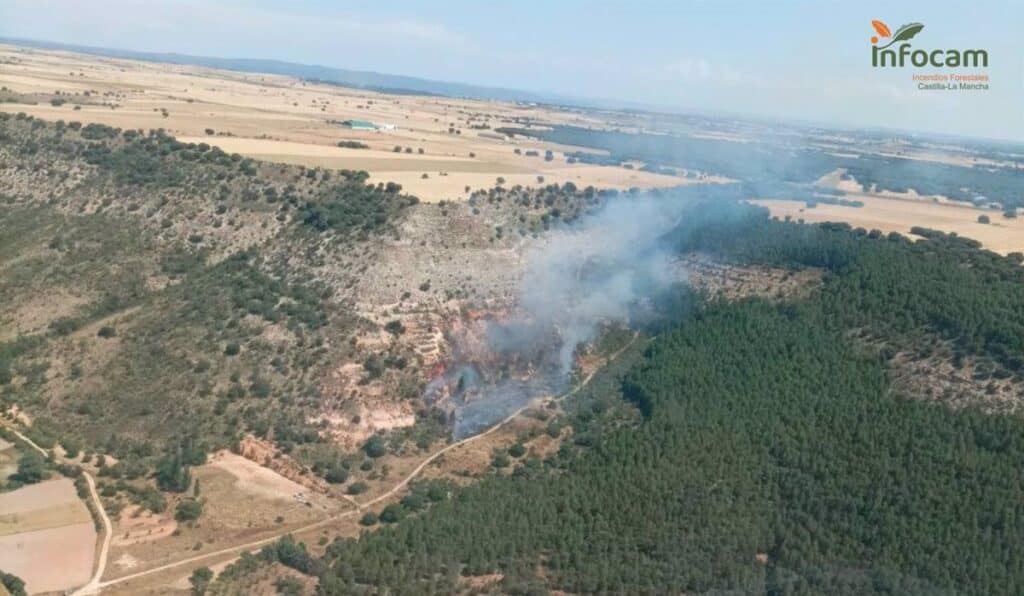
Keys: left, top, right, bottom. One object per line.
{"left": 442, "top": 192, "right": 697, "bottom": 438}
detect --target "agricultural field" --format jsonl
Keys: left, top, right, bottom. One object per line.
{"left": 754, "top": 192, "right": 1024, "bottom": 255}
{"left": 0, "top": 34, "right": 1023, "bottom": 596}
{"left": 0, "top": 44, "right": 683, "bottom": 202}
{"left": 0, "top": 478, "right": 96, "bottom": 594}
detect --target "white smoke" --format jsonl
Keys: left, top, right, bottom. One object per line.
{"left": 449, "top": 192, "right": 693, "bottom": 437}
{"left": 512, "top": 195, "right": 685, "bottom": 372}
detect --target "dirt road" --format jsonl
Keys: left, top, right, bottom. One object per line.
{"left": 53, "top": 333, "right": 641, "bottom": 592}
{"left": 69, "top": 471, "right": 113, "bottom": 596}
{"left": 0, "top": 425, "right": 113, "bottom": 596}
{"left": 92, "top": 333, "right": 634, "bottom": 593}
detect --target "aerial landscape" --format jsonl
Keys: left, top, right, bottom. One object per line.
{"left": 1, "top": 2, "right": 1023, "bottom": 595}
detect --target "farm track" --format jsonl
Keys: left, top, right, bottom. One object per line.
{"left": 0, "top": 425, "right": 113, "bottom": 596}
{"left": 12, "top": 333, "right": 639, "bottom": 593}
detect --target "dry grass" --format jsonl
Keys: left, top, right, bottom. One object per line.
{"left": 103, "top": 461, "right": 348, "bottom": 584}
{"left": 111, "top": 505, "right": 177, "bottom": 548}
{"left": 752, "top": 193, "right": 1024, "bottom": 255}
{"left": 207, "top": 451, "right": 319, "bottom": 504}
{"left": 0, "top": 43, "right": 687, "bottom": 202}
{"left": 0, "top": 443, "right": 16, "bottom": 482}
{"left": 0, "top": 288, "right": 92, "bottom": 341}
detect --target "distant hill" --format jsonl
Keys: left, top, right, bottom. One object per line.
{"left": 0, "top": 36, "right": 570, "bottom": 103}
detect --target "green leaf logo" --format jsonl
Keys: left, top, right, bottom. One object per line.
{"left": 878, "top": 22, "right": 924, "bottom": 49}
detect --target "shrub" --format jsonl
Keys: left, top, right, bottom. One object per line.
{"left": 155, "top": 453, "right": 191, "bottom": 492}
{"left": 274, "top": 577, "right": 304, "bottom": 596}
{"left": 379, "top": 503, "right": 404, "bottom": 523}
{"left": 261, "top": 535, "right": 322, "bottom": 575}
{"left": 249, "top": 379, "right": 272, "bottom": 398}
{"left": 61, "top": 437, "right": 82, "bottom": 459}
{"left": 546, "top": 421, "right": 563, "bottom": 438}
{"left": 50, "top": 317, "right": 82, "bottom": 336}
{"left": 97, "top": 326, "right": 116, "bottom": 338}
{"left": 175, "top": 499, "right": 204, "bottom": 521}
{"left": 0, "top": 571, "right": 26, "bottom": 596}
{"left": 12, "top": 451, "right": 48, "bottom": 484}
{"left": 189, "top": 566, "right": 213, "bottom": 595}
{"left": 363, "top": 435, "right": 387, "bottom": 458}
{"left": 324, "top": 464, "right": 349, "bottom": 484}
{"left": 400, "top": 492, "right": 427, "bottom": 511}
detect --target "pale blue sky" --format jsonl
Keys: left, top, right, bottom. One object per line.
{"left": 2, "top": 0, "right": 1022, "bottom": 140}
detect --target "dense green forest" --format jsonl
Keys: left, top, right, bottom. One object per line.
{"left": 304, "top": 204, "right": 1024, "bottom": 595}
{"left": 672, "top": 204, "right": 1024, "bottom": 375}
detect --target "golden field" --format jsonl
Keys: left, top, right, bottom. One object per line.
{"left": 755, "top": 195, "right": 1023, "bottom": 255}
{"left": 0, "top": 44, "right": 685, "bottom": 202}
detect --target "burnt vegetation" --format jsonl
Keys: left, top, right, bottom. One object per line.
{"left": 306, "top": 204, "right": 1024, "bottom": 595}
{"left": 5, "top": 101, "right": 1024, "bottom": 595}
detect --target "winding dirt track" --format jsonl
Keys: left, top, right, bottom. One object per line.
{"left": 70, "top": 472, "right": 113, "bottom": 595}
{"left": 1, "top": 425, "right": 113, "bottom": 596}
{"left": 14, "top": 333, "right": 639, "bottom": 593}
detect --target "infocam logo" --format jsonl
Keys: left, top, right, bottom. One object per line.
{"left": 870, "top": 20, "right": 988, "bottom": 68}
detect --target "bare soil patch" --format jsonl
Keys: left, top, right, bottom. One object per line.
{"left": 0, "top": 479, "right": 96, "bottom": 594}
{"left": 207, "top": 451, "right": 315, "bottom": 503}
{"left": 0, "top": 477, "right": 91, "bottom": 519}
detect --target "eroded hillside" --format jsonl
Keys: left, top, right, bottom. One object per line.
{"left": 0, "top": 111, "right": 624, "bottom": 472}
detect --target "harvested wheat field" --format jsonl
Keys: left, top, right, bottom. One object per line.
{"left": 753, "top": 194, "right": 1024, "bottom": 255}
{"left": 0, "top": 478, "right": 97, "bottom": 594}
{"left": 0, "top": 43, "right": 686, "bottom": 201}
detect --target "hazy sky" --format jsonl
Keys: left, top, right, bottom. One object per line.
{"left": 2, "top": 0, "right": 1022, "bottom": 141}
